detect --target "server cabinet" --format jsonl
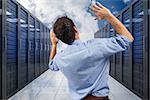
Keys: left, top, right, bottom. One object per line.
{"left": 46, "top": 28, "right": 49, "bottom": 70}
{"left": 44, "top": 27, "right": 47, "bottom": 71}
{"left": 109, "top": 26, "right": 116, "bottom": 77}
{"left": 19, "top": 8, "right": 28, "bottom": 87}
{"left": 122, "top": 9, "right": 132, "bottom": 87}
{"left": 6, "top": 0, "right": 18, "bottom": 97}
{"left": 94, "top": 0, "right": 149, "bottom": 99}
{"left": 40, "top": 24, "right": 44, "bottom": 73}
{"left": 47, "top": 29, "right": 51, "bottom": 64}
{"left": 28, "top": 16, "right": 35, "bottom": 81}
{"left": 132, "top": 0, "right": 144, "bottom": 97}
{"left": 45, "top": 28, "right": 48, "bottom": 69}
{"left": 35, "top": 20, "right": 40, "bottom": 77}
{"left": 115, "top": 16, "right": 122, "bottom": 82}
{"left": 0, "top": 0, "right": 51, "bottom": 99}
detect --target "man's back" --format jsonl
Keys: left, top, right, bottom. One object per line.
{"left": 49, "top": 35, "right": 131, "bottom": 100}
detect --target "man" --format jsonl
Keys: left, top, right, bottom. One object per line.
{"left": 49, "top": 2, "right": 134, "bottom": 100}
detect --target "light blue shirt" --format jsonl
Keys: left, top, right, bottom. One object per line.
{"left": 49, "top": 34, "right": 132, "bottom": 100}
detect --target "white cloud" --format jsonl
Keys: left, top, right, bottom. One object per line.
{"left": 17, "top": 0, "right": 99, "bottom": 41}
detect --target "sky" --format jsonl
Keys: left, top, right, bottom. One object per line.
{"left": 16, "top": 0, "right": 132, "bottom": 41}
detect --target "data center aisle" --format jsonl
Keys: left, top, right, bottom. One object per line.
{"left": 9, "top": 70, "right": 141, "bottom": 100}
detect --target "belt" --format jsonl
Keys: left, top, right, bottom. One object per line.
{"left": 84, "top": 94, "right": 109, "bottom": 100}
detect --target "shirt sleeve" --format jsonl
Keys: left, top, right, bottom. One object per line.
{"left": 49, "top": 56, "right": 60, "bottom": 71}
{"left": 91, "top": 34, "right": 132, "bottom": 57}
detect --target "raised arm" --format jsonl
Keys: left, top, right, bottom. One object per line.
{"left": 49, "top": 30, "right": 58, "bottom": 60}
{"left": 90, "top": 2, "right": 134, "bottom": 42}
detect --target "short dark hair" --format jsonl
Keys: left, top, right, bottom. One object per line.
{"left": 53, "top": 16, "right": 76, "bottom": 45}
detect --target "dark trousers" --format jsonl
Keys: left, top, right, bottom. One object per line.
{"left": 84, "top": 94, "right": 109, "bottom": 100}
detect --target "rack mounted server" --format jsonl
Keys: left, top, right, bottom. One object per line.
{"left": 95, "top": 0, "right": 150, "bottom": 99}
{"left": 0, "top": 0, "right": 51, "bottom": 99}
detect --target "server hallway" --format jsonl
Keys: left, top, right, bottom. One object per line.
{"left": 8, "top": 70, "right": 141, "bottom": 100}
{"left": 0, "top": 0, "right": 150, "bottom": 100}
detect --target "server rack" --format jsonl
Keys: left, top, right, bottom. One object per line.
{"left": 46, "top": 28, "right": 50, "bottom": 70}
{"left": 0, "top": 0, "right": 2, "bottom": 98}
{"left": 109, "top": 25, "right": 116, "bottom": 77}
{"left": 0, "top": 0, "right": 51, "bottom": 99}
{"left": 28, "top": 15, "right": 35, "bottom": 82}
{"left": 47, "top": 28, "right": 51, "bottom": 64}
{"left": 40, "top": 24, "right": 44, "bottom": 73}
{"left": 115, "top": 15, "right": 122, "bottom": 82}
{"left": 35, "top": 20, "right": 40, "bottom": 77}
{"left": 6, "top": 0, "right": 18, "bottom": 97}
{"left": 94, "top": 0, "right": 149, "bottom": 99}
{"left": 132, "top": 0, "right": 144, "bottom": 97}
{"left": 19, "top": 7, "right": 28, "bottom": 88}
{"left": 122, "top": 8, "right": 133, "bottom": 88}
{"left": 44, "top": 27, "right": 47, "bottom": 71}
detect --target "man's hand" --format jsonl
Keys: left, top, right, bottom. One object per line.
{"left": 90, "top": 2, "right": 134, "bottom": 42}
{"left": 90, "top": 2, "right": 112, "bottom": 20}
{"left": 50, "top": 30, "right": 58, "bottom": 46}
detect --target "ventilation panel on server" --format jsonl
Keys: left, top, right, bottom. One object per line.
{"left": 109, "top": 25, "right": 115, "bottom": 77}
{"left": 122, "top": 8, "right": 132, "bottom": 88}
{"left": 28, "top": 16, "right": 35, "bottom": 81}
{"left": 115, "top": 16, "right": 122, "bottom": 82}
{"left": 6, "top": 0, "right": 18, "bottom": 96}
{"left": 20, "top": 8, "right": 28, "bottom": 87}
{"left": 132, "top": 0, "right": 144, "bottom": 97}
{"left": 35, "top": 20, "right": 40, "bottom": 76}
{"left": 40, "top": 24, "right": 44, "bottom": 73}
{"left": 44, "top": 27, "right": 47, "bottom": 70}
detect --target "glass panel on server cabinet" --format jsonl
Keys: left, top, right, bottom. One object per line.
{"left": 47, "top": 29, "right": 51, "bottom": 63}
{"left": 132, "top": 0, "right": 144, "bottom": 97}
{"left": 28, "top": 16, "right": 35, "bottom": 81}
{"left": 6, "top": 0, "right": 18, "bottom": 96}
{"left": 115, "top": 16, "right": 122, "bottom": 82}
{"left": 109, "top": 25, "right": 115, "bottom": 77}
{"left": 40, "top": 24, "right": 44, "bottom": 73}
{"left": 35, "top": 20, "right": 40, "bottom": 76}
{"left": 44, "top": 27, "right": 47, "bottom": 71}
{"left": 46, "top": 28, "right": 48, "bottom": 67}
{"left": 20, "top": 8, "right": 28, "bottom": 87}
{"left": 122, "top": 9, "right": 131, "bottom": 86}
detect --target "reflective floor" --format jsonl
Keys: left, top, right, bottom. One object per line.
{"left": 9, "top": 70, "right": 141, "bottom": 100}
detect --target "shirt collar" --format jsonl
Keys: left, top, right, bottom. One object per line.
{"left": 72, "top": 40, "right": 82, "bottom": 45}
